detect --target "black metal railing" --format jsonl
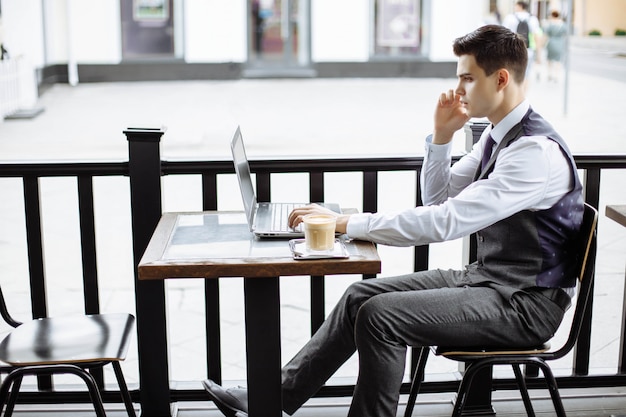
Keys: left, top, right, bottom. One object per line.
{"left": 1, "top": 127, "right": 625, "bottom": 416}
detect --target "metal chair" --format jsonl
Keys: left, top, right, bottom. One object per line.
{"left": 0, "top": 286, "right": 136, "bottom": 417}
{"left": 404, "top": 203, "right": 598, "bottom": 417}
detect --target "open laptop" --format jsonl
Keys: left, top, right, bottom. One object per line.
{"left": 231, "top": 126, "right": 341, "bottom": 238}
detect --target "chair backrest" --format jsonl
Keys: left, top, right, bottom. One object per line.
{"left": 0, "top": 286, "right": 21, "bottom": 328}
{"left": 550, "top": 203, "right": 598, "bottom": 359}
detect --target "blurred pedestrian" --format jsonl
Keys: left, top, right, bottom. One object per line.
{"left": 543, "top": 10, "right": 568, "bottom": 82}
{"left": 503, "top": 1, "right": 543, "bottom": 87}
{"left": 251, "top": 0, "right": 266, "bottom": 57}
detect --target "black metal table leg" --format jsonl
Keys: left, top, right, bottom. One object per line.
{"left": 459, "top": 365, "right": 496, "bottom": 417}
{"left": 244, "top": 277, "right": 283, "bottom": 417}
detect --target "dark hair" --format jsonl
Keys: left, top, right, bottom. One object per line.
{"left": 551, "top": 10, "right": 560, "bottom": 18}
{"left": 452, "top": 25, "right": 528, "bottom": 84}
{"left": 516, "top": 1, "right": 529, "bottom": 10}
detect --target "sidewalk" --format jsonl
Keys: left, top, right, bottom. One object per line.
{"left": 0, "top": 61, "right": 625, "bottom": 393}
{"left": 0, "top": 61, "right": 624, "bottom": 161}
{"left": 570, "top": 35, "right": 626, "bottom": 55}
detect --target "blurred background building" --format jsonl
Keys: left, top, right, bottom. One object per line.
{"left": 0, "top": 0, "right": 624, "bottom": 88}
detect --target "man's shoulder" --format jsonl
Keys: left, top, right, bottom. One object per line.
{"left": 521, "top": 108, "right": 559, "bottom": 137}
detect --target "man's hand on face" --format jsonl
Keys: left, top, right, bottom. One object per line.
{"left": 433, "top": 89, "right": 470, "bottom": 145}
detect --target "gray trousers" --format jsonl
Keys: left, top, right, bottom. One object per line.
{"left": 281, "top": 268, "right": 567, "bottom": 417}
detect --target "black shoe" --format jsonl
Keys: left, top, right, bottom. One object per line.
{"left": 202, "top": 379, "right": 248, "bottom": 417}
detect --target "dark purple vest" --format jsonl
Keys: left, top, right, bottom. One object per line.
{"left": 469, "top": 108, "right": 584, "bottom": 290}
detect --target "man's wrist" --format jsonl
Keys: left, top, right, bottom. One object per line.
{"left": 336, "top": 214, "right": 350, "bottom": 234}
{"left": 432, "top": 130, "right": 454, "bottom": 145}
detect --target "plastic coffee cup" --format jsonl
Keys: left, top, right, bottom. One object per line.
{"left": 303, "top": 214, "right": 336, "bottom": 252}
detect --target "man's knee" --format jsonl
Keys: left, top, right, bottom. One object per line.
{"left": 341, "top": 279, "right": 379, "bottom": 308}
{"left": 354, "top": 295, "right": 392, "bottom": 345}
{"left": 335, "top": 279, "right": 380, "bottom": 325}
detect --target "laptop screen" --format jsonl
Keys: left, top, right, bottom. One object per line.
{"left": 231, "top": 127, "right": 257, "bottom": 228}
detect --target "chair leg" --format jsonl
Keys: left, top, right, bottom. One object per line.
{"left": 0, "top": 365, "right": 119, "bottom": 417}
{"left": 404, "top": 347, "right": 430, "bottom": 417}
{"left": 4, "top": 374, "right": 23, "bottom": 417}
{"left": 534, "top": 361, "right": 567, "bottom": 417}
{"left": 512, "top": 363, "right": 535, "bottom": 417}
{"left": 452, "top": 358, "right": 566, "bottom": 417}
{"left": 0, "top": 371, "right": 20, "bottom": 417}
{"left": 404, "top": 346, "right": 430, "bottom": 417}
{"left": 15, "top": 365, "right": 108, "bottom": 417}
{"left": 113, "top": 361, "right": 137, "bottom": 417}
{"left": 451, "top": 370, "right": 474, "bottom": 417}
{"left": 66, "top": 366, "right": 108, "bottom": 417}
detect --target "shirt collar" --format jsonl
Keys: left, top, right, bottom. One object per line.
{"left": 488, "top": 100, "right": 530, "bottom": 144}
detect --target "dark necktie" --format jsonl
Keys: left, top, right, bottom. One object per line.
{"left": 480, "top": 135, "right": 496, "bottom": 171}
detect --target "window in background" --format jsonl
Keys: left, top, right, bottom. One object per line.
{"left": 248, "top": 0, "right": 311, "bottom": 69}
{"left": 373, "top": 0, "right": 423, "bottom": 57}
{"left": 121, "top": 0, "right": 175, "bottom": 59}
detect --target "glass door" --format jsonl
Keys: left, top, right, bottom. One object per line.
{"left": 248, "top": 0, "right": 312, "bottom": 75}
{"left": 121, "top": 0, "right": 175, "bottom": 59}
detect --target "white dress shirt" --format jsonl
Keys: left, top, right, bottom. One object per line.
{"left": 346, "top": 101, "right": 573, "bottom": 247}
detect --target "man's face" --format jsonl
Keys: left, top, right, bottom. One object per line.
{"left": 454, "top": 54, "right": 501, "bottom": 120}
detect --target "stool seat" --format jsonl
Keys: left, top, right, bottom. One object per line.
{"left": 436, "top": 343, "right": 550, "bottom": 358}
{"left": 0, "top": 313, "right": 134, "bottom": 365}
{"left": 0, "top": 287, "right": 137, "bottom": 417}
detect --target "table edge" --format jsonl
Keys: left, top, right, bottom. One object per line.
{"left": 138, "top": 211, "right": 381, "bottom": 280}
{"left": 606, "top": 204, "right": 626, "bottom": 228}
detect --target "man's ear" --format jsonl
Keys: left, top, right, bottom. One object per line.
{"left": 496, "top": 68, "right": 510, "bottom": 91}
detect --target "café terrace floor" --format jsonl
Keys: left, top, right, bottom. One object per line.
{"left": 10, "top": 387, "right": 626, "bottom": 416}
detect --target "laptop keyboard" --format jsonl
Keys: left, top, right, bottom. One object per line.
{"left": 271, "top": 203, "right": 304, "bottom": 232}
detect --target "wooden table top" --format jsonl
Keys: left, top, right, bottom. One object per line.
{"left": 607, "top": 205, "right": 626, "bottom": 228}
{"left": 138, "top": 211, "right": 381, "bottom": 279}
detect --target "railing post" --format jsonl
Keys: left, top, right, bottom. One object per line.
{"left": 309, "top": 171, "right": 326, "bottom": 334}
{"left": 202, "top": 172, "right": 223, "bottom": 384}
{"left": 23, "top": 176, "right": 53, "bottom": 391}
{"left": 22, "top": 176, "right": 47, "bottom": 320}
{"left": 125, "top": 127, "right": 170, "bottom": 417}
{"left": 576, "top": 167, "right": 601, "bottom": 375}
